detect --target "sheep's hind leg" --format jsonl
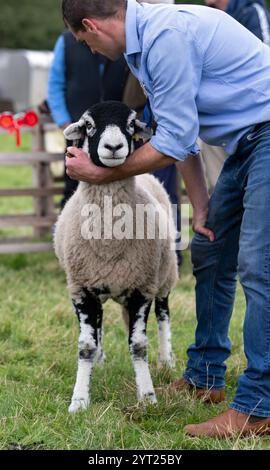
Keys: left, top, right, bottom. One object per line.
{"left": 155, "top": 295, "right": 175, "bottom": 368}
{"left": 126, "top": 290, "right": 157, "bottom": 404}
{"left": 69, "top": 288, "right": 101, "bottom": 413}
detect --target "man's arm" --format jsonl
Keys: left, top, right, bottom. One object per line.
{"left": 177, "top": 154, "right": 215, "bottom": 241}
{"left": 66, "top": 143, "right": 215, "bottom": 241}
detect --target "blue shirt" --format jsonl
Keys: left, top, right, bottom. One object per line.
{"left": 125, "top": 0, "right": 270, "bottom": 159}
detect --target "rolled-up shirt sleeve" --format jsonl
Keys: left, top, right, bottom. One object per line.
{"left": 146, "top": 28, "right": 201, "bottom": 161}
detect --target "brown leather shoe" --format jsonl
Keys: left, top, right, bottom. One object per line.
{"left": 170, "top": 378, "right": 225, "bottom": 404}
{"left": 184, "top": 408, "right": 270, "bottom": 438}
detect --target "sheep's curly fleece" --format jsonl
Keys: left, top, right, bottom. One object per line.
{"left": 54, "top": 174, "right": 178, "bottom": 303}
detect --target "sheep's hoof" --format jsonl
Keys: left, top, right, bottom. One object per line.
{"left": 68, "top": 397, "right": 90, "bottom": 413}
{"left": 139, "top": 392, "right": 157, "bottom": 405}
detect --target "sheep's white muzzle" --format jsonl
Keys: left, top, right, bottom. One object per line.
{"left": 97, "top": 125, "right": 129, "bottom": 167}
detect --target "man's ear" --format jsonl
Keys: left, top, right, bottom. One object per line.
{"left": 82, "top": 18, "right": 98, "bottom": 33}
{"left": 63, "top": 119, "right": 86, "bottom": 142}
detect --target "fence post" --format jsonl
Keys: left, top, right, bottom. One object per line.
{"left": 32, "top": 119, "right": 55, "bottom": 237}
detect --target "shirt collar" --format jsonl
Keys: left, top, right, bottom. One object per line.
{"left": 125, "top": 0, "right": 141, "bottom": 57}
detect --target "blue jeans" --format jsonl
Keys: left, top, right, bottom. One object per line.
{"left": 184, "top": 122, "right": 270, "bottom": 417}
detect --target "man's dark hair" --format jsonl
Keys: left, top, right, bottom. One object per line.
{"left": 62, "top": 0, "right": 127, "bottom": 31}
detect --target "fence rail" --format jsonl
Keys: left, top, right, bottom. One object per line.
{"left": 0, "top": 239, "right": 54, "bottom": 254}
{"left": 0, "top": 152, "right": 62, "bottom": 164}
{"left": 0, "top": 187, "right": 63, "bottom": 197}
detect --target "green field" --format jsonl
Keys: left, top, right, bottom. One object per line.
{"left": 1, "top": 251, "right": 269, "bottom": 450}
{"left": 0, "top": 137, "right": 269, "bottom": 450}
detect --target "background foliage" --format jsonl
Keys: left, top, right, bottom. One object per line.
{"left": 0, "top": 0, "right": 63, "bottom": 51}
{"left": 1, "top": 0, "right": 269, "bottom": 51}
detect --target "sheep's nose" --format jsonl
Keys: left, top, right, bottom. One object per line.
{"left": 104, "top": 143, "right": 124, "bottom": 152}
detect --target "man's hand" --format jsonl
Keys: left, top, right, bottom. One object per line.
{"left": 65, "top": 143, "right": 173, "bottom": 185}
{"left": 65, "top": 147, "right": 112, "bottom": 184}
{"left": 192, "top": 206, "right": 215, "bottom": 242}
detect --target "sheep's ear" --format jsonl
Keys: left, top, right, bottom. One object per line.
{"left": 134, "top": 119, "right": 152, "bottom": 142}
{"left": 127, "top": 110, "right": 152, "bottom": 142}
{"left": 63, "top": 119, "right": 86, "bottom": 141}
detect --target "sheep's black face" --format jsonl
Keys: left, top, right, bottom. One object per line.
{"left": 64, "top": 101, "right": 146, "bottom": 168}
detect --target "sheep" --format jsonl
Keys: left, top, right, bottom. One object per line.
{"left": 54, "top": 101, "right": 178, "bottom": 413}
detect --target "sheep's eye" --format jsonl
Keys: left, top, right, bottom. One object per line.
{"left": 85, "top": 120, "right": 96, "bottom": 137}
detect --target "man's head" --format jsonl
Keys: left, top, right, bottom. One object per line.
{"left": 62, "top": 0, "right": 127, "bottom": 60}
{"left": 62, "top": 0, "right": 127, "bottom": 31}
{"left": 205, "top": 0, "right": 229, "bottom": 10}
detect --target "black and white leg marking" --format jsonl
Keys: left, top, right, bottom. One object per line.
{"left": 69, "top": 288, "right": 102, "bottom": 413}
{"left": 126, "top": 290, "right": 157, "bottom": 404}
{"left": 155, "top": 296, "right": 174, "bottom": 368}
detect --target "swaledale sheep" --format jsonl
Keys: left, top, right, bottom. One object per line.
{"left": 54, "top": 101, "right": 178, "bottom": 413}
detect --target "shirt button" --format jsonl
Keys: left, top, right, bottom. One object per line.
{"left": 222, "top": 142, "right": 226, "bottom": 147}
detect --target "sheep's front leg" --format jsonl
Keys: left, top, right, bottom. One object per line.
{"left": 69, "top": 289, "right": 101, "bottom": 413}
{"left": 126, "top": 290, "right": 157, "bottom": 404}
{"left": 155, "top": 296, "right": 175, "bottom": 368}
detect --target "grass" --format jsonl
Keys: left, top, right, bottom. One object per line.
{"left": 0, "top": 137, "right": 270, "bottom": 450}
{"left": 0, "top": 251, "right": 269, "bottom": 450}
{"left": 0, "top": 133, "right": 35, "bottom": 240}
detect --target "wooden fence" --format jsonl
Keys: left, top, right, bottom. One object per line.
{"left": 0, "top": 121, "right": 64, "bottom": 254}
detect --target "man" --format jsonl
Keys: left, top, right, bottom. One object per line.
{"left": 206, "top": 0, "right": 270, "bottom": 44}
{"left": 62, "top": 0, "right": 270, "bottom": 437}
